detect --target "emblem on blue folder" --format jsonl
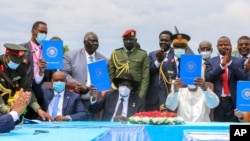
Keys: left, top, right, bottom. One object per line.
{"left": 46, "top": 46, "right": 58, "bottom": 58}
{"left": 241, "top": 88, "right": 250, "bottom": 100}
{"left": 42, "top": 40, "right": 63, "bottom": 70}
{"left": 185, "top": 61, "right": 196, "bottom": 73}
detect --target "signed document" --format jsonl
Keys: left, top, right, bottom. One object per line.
{"left": 236, "top": 81, "right": 250, "bottom": 112}
{"left": 180, "top": 54, "right": 202, "bottom": 85}
{"left": 88, "top": 59, "right": 111, "bottom": 91}
{"left": 42, "top": 40, "right": 63, "bottom": 70}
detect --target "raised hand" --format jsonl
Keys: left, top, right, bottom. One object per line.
{"left": 245, "top": 59, "right": 250, "bottom": 72}
{"left": 221, "top": 49, "right": 231, "bottom": 66}
{"left": 11, "top": 88, "right": 31, "bottom": 116}
{"left": 193, "top": 78, "right": 207, "bottom": 91}
{"left": 155, "top": 49, "right": 166, "bottom": 62}
{"left": 173, "top": 78, "right": 184, "bottom": 92}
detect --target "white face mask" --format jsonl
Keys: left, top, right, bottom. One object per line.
{"left": 188, "top": 85, "right": 197, "bottom": 89}
{"left": 118, "top": 86, "right": 131, "bottom": 97}
{"left": 200, "top": 51, "right": 212, "bottom": 60}
{"left": 174, "top": 48, "right": 185, "bottom": 58}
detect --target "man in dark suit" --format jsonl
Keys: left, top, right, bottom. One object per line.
{"left": 40, "top": 71, "right": 87, "bottom": 121}
{"left": 146, "top": 30, "right": 176, "bottom": 111}
{"left": 0, "top": 89, "right": 31, "bottom": 133}
{"left": 88, "top": 73, "right": 144, "bottom": 121}
{"left": 205, "top": 36, "right": 248, "bottom": 122}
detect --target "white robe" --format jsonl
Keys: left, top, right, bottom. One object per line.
{"left": 166, "top": 87, "right": 219, "bottom": 122}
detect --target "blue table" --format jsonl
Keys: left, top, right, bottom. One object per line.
{"left": 0, "top": 127, "right": 111, "bottom": 141}
{"left": 145, "top": 122, "right": 230, "bottom": 141}
{"left": 0, "top": 122, "right": 246, "bottom": 141}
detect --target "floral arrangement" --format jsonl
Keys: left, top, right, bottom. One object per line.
{"left": 7, "top": 91, "right": 27, "bottom": 115}
{"left": 128, "top": 110, "right": 185, "bottom": 125}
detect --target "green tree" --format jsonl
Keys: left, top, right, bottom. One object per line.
{"left": 63, "top": 45, "right": 70, "bottom": 54}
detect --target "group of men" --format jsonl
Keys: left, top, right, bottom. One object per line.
{"left": 1, "top": 20, "right": 250, "bottom": 133}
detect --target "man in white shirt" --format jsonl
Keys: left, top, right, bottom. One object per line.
{"left": 166, "top": 78, "right": 219, "bottom": 122}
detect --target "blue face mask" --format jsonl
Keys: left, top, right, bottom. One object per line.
{"left": 53, "top": 82, "right": 66, "bottom": 93}
{"left": 7, "top": 60, "right": 20, "bottom": 69}
{"left": 36, "top": 33, "right": 46, "bottom": 44}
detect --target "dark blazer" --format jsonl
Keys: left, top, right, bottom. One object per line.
{"left": 41, "top": 87, "right": 87, "bottom": 121}
{"left": 0, "top": 114, "right": 15, "bottom": 133}
{"left": 205, "top": 56, "right": 248, "bottom": 105}
{"left": 88, "top": 90, "right": 145, "bottom": 121}
{"left": 146, "top": 48, "right": 176, "bottom": 107}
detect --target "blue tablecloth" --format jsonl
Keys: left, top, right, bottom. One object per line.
{"left": 0, "top": 121, "right": 246, "bottom": 141}
{"left": 183, "top": 130, "right": 229, "bottom": 141}
{"left": 145, "top": 122, "right": 230, "bottom": 141}
{"left": 0, "top": 127, "right": 111, "bottom": 141}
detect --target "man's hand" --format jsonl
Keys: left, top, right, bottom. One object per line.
{"left": 245, "top": 59, "right": 250, "bottom": 72}
{"left": 193, "top": 78, "right": 207, "bottom": 91}
{"left": 66, "top": 82, "right": 90, "bottom": 94}
{"left": 221, "top": 49, "right": 231, "bottom": 66}
{"left": 55, "top": 115, "right": 70, "bottom": 121}
{"left": 38, "top": 59, "right": 47, "bottom": 76}
{"left": 113, "top": 115, "right": 128, "bottom": 123}
{"left": 173, "top": 78, "right": 184, "bottom": 93}
{"left": 90, "top": 87, "right": 98, "bottom": 101}
{"left": 37, "top": 108, "right": 54, "bottom": 121}
{"left": 75, "top": 84, "right": 90, "bottom": 94}
{"left": 155, "top": 49, "right": 166, "bottom": 62}
{"left": 234, "top": 109, "right": 243, "bottom": 119}
{"left": 11, "top": 88, "right": 31, "bottom": 116}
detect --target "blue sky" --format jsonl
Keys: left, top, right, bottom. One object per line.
{"left": 0, "top": 0, "right": 250, "bottom": 58}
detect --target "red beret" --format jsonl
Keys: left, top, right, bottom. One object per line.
{"left": 122, "top": 29, "right": 136, "bottom": 38}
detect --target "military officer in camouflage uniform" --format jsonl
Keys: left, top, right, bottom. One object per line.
{"left": 108, "top": 29, "right": 150, "bottom": 99}
{"left": 0, "top": 43, "right": 53, "bottom": 121}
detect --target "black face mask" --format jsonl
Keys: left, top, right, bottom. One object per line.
{"left": 124, "top": 42, "right": 135, "bottom": 50}
{"left": 123, "top": 37, "right": 136, "bottom": 51}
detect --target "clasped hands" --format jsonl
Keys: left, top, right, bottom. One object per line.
{"left": 221, "top": 49, "right": 231, "bottom": 67}
{"left": 155, "top": 49, "right": 166, "bottom": 62}
{"left": 66, "top": 82, "right": 90, "bottom": 94}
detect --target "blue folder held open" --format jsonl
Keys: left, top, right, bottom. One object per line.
{"left": 180, "top": 54, "right": 202, "bottom": 85}
{"left": 88, "top": 59, "right": 111, "bottom": 91}
{"left": 42, "top": 40, "right": 63, "bottom": 70}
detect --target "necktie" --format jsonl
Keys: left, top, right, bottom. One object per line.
{"left": 115, "top": 98, "right": 124, "bottom": 116}
{"left": 222, "top": 65, "right": 230, "bottom": 95}
{"left": 89, "top": 56, "right": 94, "bottom": 63}
{"left": 52, "top": 93, "right": 61, "bottom": 118}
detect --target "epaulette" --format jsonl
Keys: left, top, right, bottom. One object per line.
{"left": 115, "top": 47, "right": 124, "bottom": 51}
{"left": 137, "top": 48, "right": 147, "bottom": 52}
